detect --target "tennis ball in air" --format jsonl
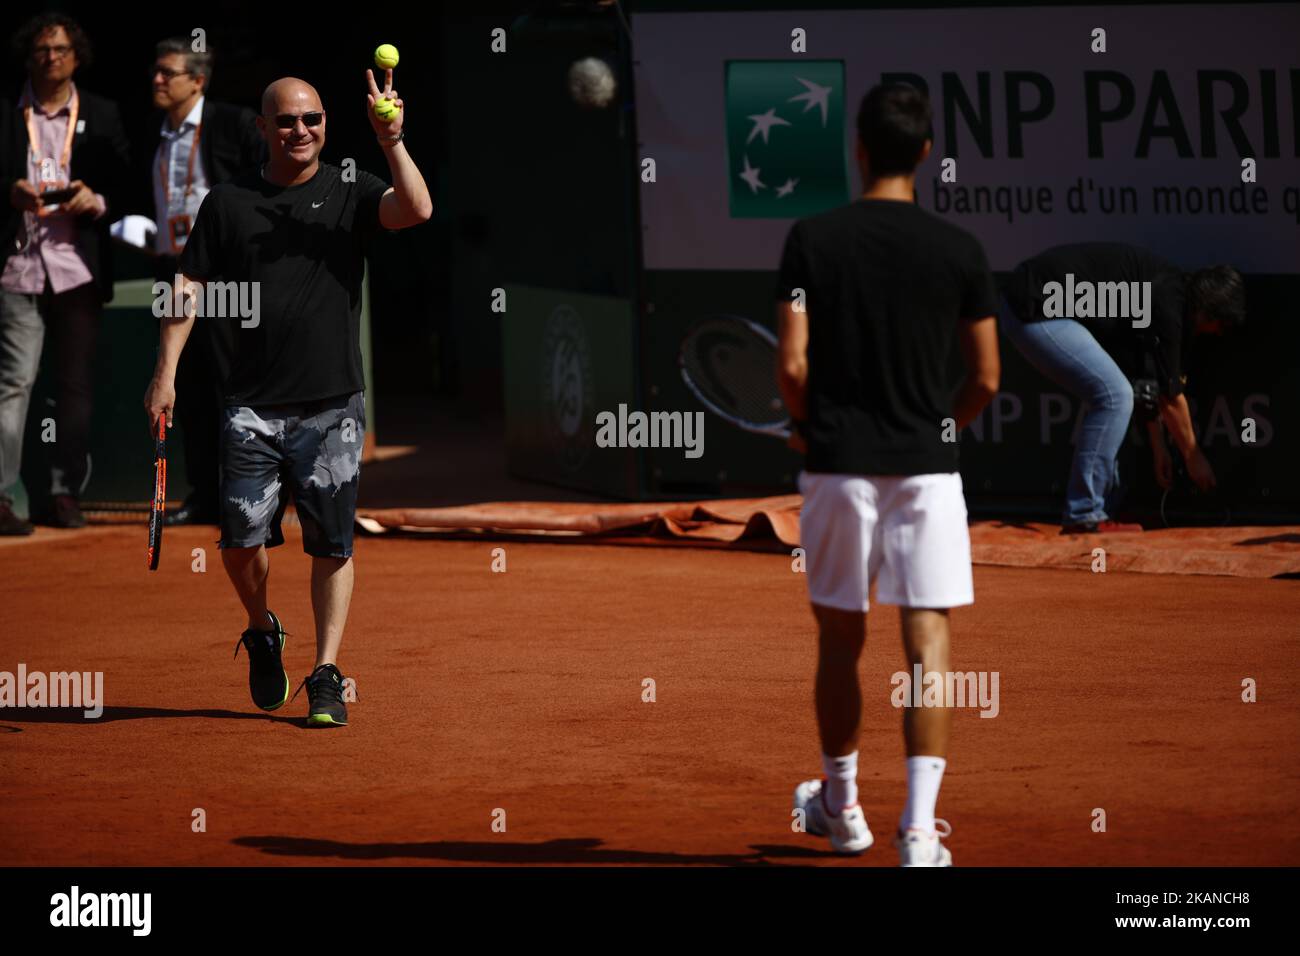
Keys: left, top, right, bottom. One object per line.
{"left": 373, "top": 97, "right": 399, "bottom": 122}
{"left": 567, "top": 57, "right": 617, "bottom": 109}
{"left": 374, "top": 44, "right": 400, "bottom": 70}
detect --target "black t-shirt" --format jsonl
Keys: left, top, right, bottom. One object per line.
{"left": 179, "top": 162, "right": 389, "bottom": 406}
{"left": 1005, "top": 242, "right": 1189, "bottom": 397}
{"left": 776, "top": 199, "right": 997, "bottom": 476}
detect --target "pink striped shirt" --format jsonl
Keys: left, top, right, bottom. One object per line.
{"left": 1, "top": 81, "right": 105, "bottom": 295}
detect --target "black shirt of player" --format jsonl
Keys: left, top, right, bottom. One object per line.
{"left": 180, "top": 162, "right": 389, "bottom": 406}
{"left": 776, "top": 198, "right": 997, "bottom": 476}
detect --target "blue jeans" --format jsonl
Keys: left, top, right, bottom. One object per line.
{"left": 0, "top": 290, "right": 44, "bottom": 505}
{"left": 0, "top": 284, "right": 100, "bottom": 505}
{"left": 998, "top": 297, "right": 1134, "bottom": 525}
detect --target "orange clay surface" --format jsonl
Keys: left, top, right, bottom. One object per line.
{"left": 1, "top": 523, "right": 1297, "bottom": 866}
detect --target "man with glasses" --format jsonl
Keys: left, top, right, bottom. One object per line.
{"left": 148, "top": 37, "right": 264, "bottom": 527}
{"left": 143, "top": 71, "right": 432, "bottom": 726}
{"left": 0, "top": 13, "right": 129, "bottom": 532}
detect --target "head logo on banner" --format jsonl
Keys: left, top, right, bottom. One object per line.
{"left": 725, "top": 60, "right": 850, "bottom": 219}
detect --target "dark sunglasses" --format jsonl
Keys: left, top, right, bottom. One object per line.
{"left": 268, "top": 111, "right": 325, "bottom": 129}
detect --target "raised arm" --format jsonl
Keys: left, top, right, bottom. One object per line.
{"left": 365, "top": 68, "right": 433, "bottom": 229}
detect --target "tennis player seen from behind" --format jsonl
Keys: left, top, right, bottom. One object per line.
{"left": 776, "top": 83, "right": 1000, "bottom": 865}
{"left": 143, "top": 69, "right": 432, "bottom": 726}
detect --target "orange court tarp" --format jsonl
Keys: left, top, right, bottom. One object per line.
{"left": 357, "top": 497, "right": 803, "bottom": 547}
{"left": 355, "top": 497, "right": 1300, "bottom": 579}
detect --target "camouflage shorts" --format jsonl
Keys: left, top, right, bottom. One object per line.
{"left": 219, "top": 391, "right": 365, "bottom": 558}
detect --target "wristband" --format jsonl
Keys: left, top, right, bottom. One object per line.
{"left": 377, "top": 130, "right": 404, "bottom": 147}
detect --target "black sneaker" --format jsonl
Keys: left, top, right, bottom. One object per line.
{"left": 294, "top": 663, "right": 349, "bottom": 727}
{"left": 35, "top": 494, "right": 86, "bottom": 528}
{"left": 233, "top": 610, "right": 290, "bottom": 711}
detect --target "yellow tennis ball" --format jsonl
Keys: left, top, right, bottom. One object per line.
{"left": 374, "top": 44, "right": 400, "bottom": 70}
{"left": 373, "top": 97, "right": 399, "bottom": 122}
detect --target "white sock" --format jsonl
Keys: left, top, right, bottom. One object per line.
{"left": 900, "top": 755, "right": 946, "bottom": 833}
{"left": 821, "top": 751, "right": 858, "bottom": 815}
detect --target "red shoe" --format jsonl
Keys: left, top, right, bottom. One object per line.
{"left": 1060, "top": 520, "right": 1144, "bottom": 535}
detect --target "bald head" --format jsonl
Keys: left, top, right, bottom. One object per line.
{"left": 261, "top": 77, "right": 321, "bottom": 114}
{"left": 257, "top": 77, "right": 327, "bottom": 180}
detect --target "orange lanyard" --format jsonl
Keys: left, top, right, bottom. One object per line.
{"left": 160, "top": 119, "right": 203, "bottom": 204}
{"left": 23, "top": 86, "right": 78, "bottom": 180}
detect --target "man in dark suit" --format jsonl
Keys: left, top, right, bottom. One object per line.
{"left": 148, "top": 37, "right": 264, "bottom": 525}
{"left": 0, "top": 13, "right": 130, "bottom": 532}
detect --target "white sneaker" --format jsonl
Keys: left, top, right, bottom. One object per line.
{"left": 793, "top": 779, "right": 874, "bottom": 854}
{"left": 894, "top": 819, "right": 953, "bottom": 867}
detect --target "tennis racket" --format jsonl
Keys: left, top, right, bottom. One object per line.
{"left": 147, "top": 417, "right": 166, "bottom": 570}
{"left": 678, "top": 315, "right": 791, "bottom": 439}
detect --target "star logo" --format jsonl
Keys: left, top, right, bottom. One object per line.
{"left": 738, "top": 156, "right": 766, "bottom": 194}
{"left": 788, "top": 78, "right": 833, "bottom": 126}
{"left": 725, "top": 61, "right": 848, "bottom": 219}
{"left": 746, "top": 108, "right": 791, "bottom": 145}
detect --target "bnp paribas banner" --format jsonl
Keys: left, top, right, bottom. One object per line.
{"left": 632, "top": 4, "right": 1300, "bottom": 272}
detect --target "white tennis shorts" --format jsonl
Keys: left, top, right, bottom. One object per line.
{"left": 797, "top": 471, "right": 974, "bottom": 612}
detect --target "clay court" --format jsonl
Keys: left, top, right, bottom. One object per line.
{"left": 2, "top": 517, "right": 1297, "bottom": 867}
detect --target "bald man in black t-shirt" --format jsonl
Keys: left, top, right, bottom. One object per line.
{"left": 144, "top": 69, "right": 432, "bottom": 727}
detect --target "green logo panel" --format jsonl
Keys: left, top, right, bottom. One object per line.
{"left": 725, "top": 60, "right": 849, "bottom": 219}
